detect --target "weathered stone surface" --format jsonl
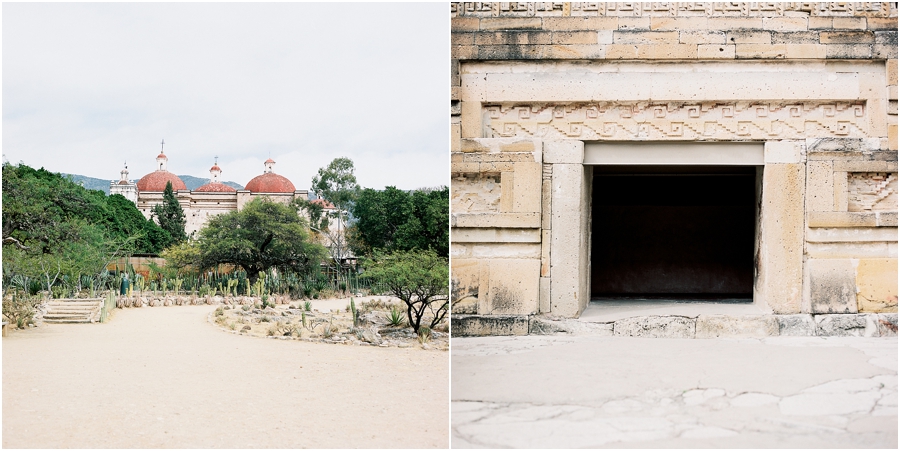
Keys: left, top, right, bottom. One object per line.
{"left": 479, "top": 259, "right": 540, "bottom": 315}
{"left": 814, "top": 314, "right": 868, "bottom": 337}
{"left": 549, "top": 162, "right": 590, "bottom": 318}
{"left": 613, "top": 316, "right": 695, "bottom": 339}
{"left": 776, "top": 314, "right": 817, "bottom": 336}
{"left": 528, "top": 317, "right": 567, "bottom": 335}
{"left": 451, "top": 314, "right": 530, "bottom": 336}
{"left": 856, "top": 258, "right": 899, "bottom": 313}
{"left": 759, "top": 163, "right": 805, "bottom": 314}
{"left": 875, "top": 313, "right": 898, "bottom": 337}
{"left": 808, "top": 259, "right": 859, "bottom": 314}
{"left": 695, "top": 315, "right": 780, "bottom": 338}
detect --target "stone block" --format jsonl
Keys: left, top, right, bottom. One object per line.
{"left": 807, "top": 212, "right": 877, "bottom": 228}
{"left": 549, "top": 164, "right": 590, "bottom": 318}
{"left": 540, "top": 229, "right": 550, "bottom": 277}
{"left": 875, "top": 31, "right": 897, "bottom": 45}
{"left": 889, "top": 60, "right": 898, "bottom": 85}
{"left": 452, "top": 44, "right": 477, "bottom": 59}
{"left": 679, "top": 30, "right": 726, "bottom": 44}
{"left": 726, "top": 30, "right": 771, "bottom": 44}
{"left": 451, "top": 314, "right": 530, "bottom": 336}
{"left": 875, "top": 313, "right": 898, "bottom": 336}
{"left": 613, "top": 30, "right": 678, "bottom": 44}
{"left": 776, "top": 314, "right": 817, "bottom": 336}
{"left": 616, "top": 17, "right": 651, "bottom": 31}
{"left": 772, "top": 31, "right": 820, "bottom": 44}
{"left": 452, "top": 17, "right": 479, "bottom": 32}
{"left": 736, "top": 44, "right": 786, "bottom": 59}
{"left": 543, "top": 45, "right": 606, "bottom": 59}
{"left": 867, "top": 17, "right": 898, "bottom": 31}
{"left": 541, "top": 176, "right": 551, "bottom": 229}
{"left": 453, "top": 212, "right": 541, "bottom": 228}
{"left": 889, "top": 124, "right": 898, "bottom": 151}
{"left": 826, "top": 44, "right": 873, "bottom": 59}
{"left": 476, "top": 44, "right": 544, "bottom": 60}
{"left": 832, "top": 17, "right": 867, "bottom": 30}
{"left": 762, "top": 17, "right": 808, "bottom": 31}
{"left": 451, "top": 32, "right": 474, "bottom": 46}
{"left": 528, "top": 317, "right": 568, "bottom": 335}
{"left": 806, "top": 161, "right": 834, "bottom": 212}
{"left": 539, "top": 277, "right": 550, "bottom": 313}
{"left": 808, "top": 259, "right": 859, "bottom": 314}
{"left": 874, "top": 43, "right": 898, "bottom": 59}
{"left": 451, "top": 258, "right": 481, "bottom": 305}
{"left": 698, "top": 44, "right": 735, "bottom": 59}
{"left": 605, "top": 44, "right": 638, "bottom": 59}
{"left": 480, "top": 259, "right": 540, "bottom": 315}
{"left": 695, "top": 315, "right": 780, "bottom": 338}
{"left": 814, "top": 314, "right": 868, "bottom": 337}
{"left": 474, "top": 31, "right": 551, "bottom": 45}
{"left": 709, "top": 17, "right": 763, "bottom": 30}
{"left": 543, "top": 140, "right": 584, "bottom": 164}
{"left": 479, "top": 17, "right": 543, "bottom": 31}
{"left": 542, "top": 17, "right": 618, "bottom": 31}
{"left": 764, "top": 141, "right": 803, "bottom": 163}
{"left": 785, "top": 44, "right": 828, "bottom": 59}
{"left": 613, "top": 316, "right": 696, "bottom": 339}
{"left": 831, "top": 160, "right": 897, "bottom": 172}
{"left": 807, "top": 17, "right": 833, "bottom": 30}
{"left": 512, "top": 162, "right": 541, "bottom": 213}
{"left": 451, "top": 228, "right": 541, "bottom": 243}
{"left": 877, "top": 212, "right": 898, "bottom": 227}
{"left": 551, "top": 31, "right": 597, "bottom": 45}
{"left": 597, "top": 30, "right": 614, "bottom": 45}
{"left": 856, "top": 258, "right": 899, "bottom": 313}
{"left": 759, "top": 163, "right": 805, "bottom": 314}
{"left": 820, "top": 31, "right": 876, "bottom": 44}
{"left": 636, "top": 44, "right": 698, "bottom": 59}
{"left": 650, "top": 17, "right": 708, "bottom": 31}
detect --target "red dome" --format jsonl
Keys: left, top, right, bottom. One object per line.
{"left": 210, "top": 164, "right": 221, "bottom": 171}
{"left": 137, "top": 171, "right": 187, "bottom": 192}
{"left": 245, "top": 173, "right": 295, "bottom": 193}
{"left": 195, "top": 182, "right": 237, "bottom": 193}
{"left": 157, "top": 153, "right": 168, "bottom": 160}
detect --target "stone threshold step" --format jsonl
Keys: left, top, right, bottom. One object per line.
{"left": 451, "top": 313, "right": 899, "bottom": 338}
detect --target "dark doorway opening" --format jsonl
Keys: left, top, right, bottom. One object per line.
{"left": 591, "top": 165, "right": 756, "bottom": 300}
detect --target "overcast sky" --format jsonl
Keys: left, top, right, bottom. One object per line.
{"left": 3, "top": 3, "right": 448, "bottom": 191}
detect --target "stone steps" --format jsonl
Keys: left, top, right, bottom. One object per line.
{"left": 43, "top": 298, "right": 103, "bottom": 324}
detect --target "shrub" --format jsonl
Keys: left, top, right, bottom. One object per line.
{"left": 362, "top": 250, "right": 448, "bottom": 334}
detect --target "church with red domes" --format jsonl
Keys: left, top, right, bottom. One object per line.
{"left": 112, "top": 150, "right": 309, "bottom": 236}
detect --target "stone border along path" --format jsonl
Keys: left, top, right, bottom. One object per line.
{"left": 205, "top": 310, "right": 448, "bottom": 349}
{"left": 451, "top": 335, "right": 898, "bottom": 448}
{"left": 453, "top": 313, "right": 899, "bottom": 338}
{"left": 3, "top": 305, "right": 449, "bottom": 448}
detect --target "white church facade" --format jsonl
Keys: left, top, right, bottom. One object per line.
{"left": 111, "top": 151, "right": 320, "bottom": 236}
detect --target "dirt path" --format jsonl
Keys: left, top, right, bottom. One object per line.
{"left": 3, "top": 305, "right": 448, "bottom": 448}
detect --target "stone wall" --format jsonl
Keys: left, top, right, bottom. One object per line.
{"left": 450, "top": 2, "right": 898, "bottom": 334}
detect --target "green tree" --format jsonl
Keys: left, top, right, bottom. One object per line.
{"left": 362, "top": 249, "right": 449, "bottom": 333}
{"left": 351, "top": 186, "right": 448, "bottom": 258}
{"left": 151, "top": 181, "right": 187, "bottom": 244}
{"left": 183, "top": 197, "right": 326, "bottom": 283}
{"left": 311, "top": 157, "right": 360, "bottom": 212}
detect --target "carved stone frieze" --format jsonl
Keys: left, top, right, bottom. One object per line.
{"left": 482, "top": 101, "right": 868, "bottom": 141}
{"left": 848, "top": 172, "right": 898, "bottom": 212}
{"left": 451, "top": 2, "right": 893, "bottom": 18}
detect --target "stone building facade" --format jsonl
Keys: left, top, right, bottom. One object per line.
{"left": 450, "top": 2, "right": 898, "bottom": 334}
{"left": 114, "top": 152, "right": 308, "bottom": 236}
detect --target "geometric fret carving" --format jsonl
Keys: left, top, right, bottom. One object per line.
{"left": 451, "top": 2, "right": 892, "bottom": 18}
{"left": 452, "top": 173, "right": 502, "bottom": 213}
{"left": 483, "top": 101, "right": 868, "bottom": 141}
{"left": 848, "top": 172, "right": 898, "bottom": 212}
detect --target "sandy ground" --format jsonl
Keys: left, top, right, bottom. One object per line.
{"left": 3, "top": 305, "right": 449, "bottom": 448}
{"left": 452, "top": 335, "right": 897, "bottom": 448}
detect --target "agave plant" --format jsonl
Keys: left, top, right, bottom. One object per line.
{"left": 385, "top": 307, "right": 405, "bottom": 327}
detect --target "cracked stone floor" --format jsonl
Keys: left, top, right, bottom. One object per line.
{"left": 451, "top": 335, "right": 897, "bottom": 448}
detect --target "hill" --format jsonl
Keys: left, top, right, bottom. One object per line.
{"left": 62, "top": 173, "right": 244, "bottom": 194}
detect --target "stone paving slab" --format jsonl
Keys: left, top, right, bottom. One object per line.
{"left": 451, "top": 335, "right": 897, "bottom": 448}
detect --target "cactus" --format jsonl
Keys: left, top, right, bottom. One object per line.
{"left": 350, "top": 298, "right": 359, "bottom": 328}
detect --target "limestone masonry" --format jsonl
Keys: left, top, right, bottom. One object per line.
{"left": 449, "top": 2, "right": 899, "bottom": 335}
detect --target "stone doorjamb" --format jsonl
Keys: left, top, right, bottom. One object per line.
{"left": 542, "top": 139, "right": 807, "bottom": 318}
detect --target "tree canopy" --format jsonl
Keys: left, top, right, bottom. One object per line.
{"left": 175, "top": 197, "right": 327, "bottom": 283}
{"left": 350, "top": 186, "right": 448, "bottom": 258}
{"left": 151, "top": 181, "right": 187, "bottom": 243}
{"left": 311, "top": 157, "right": 360, "bottom": 212}
{"left": 362, "top": 249, "right": 449, "bottom": 333}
